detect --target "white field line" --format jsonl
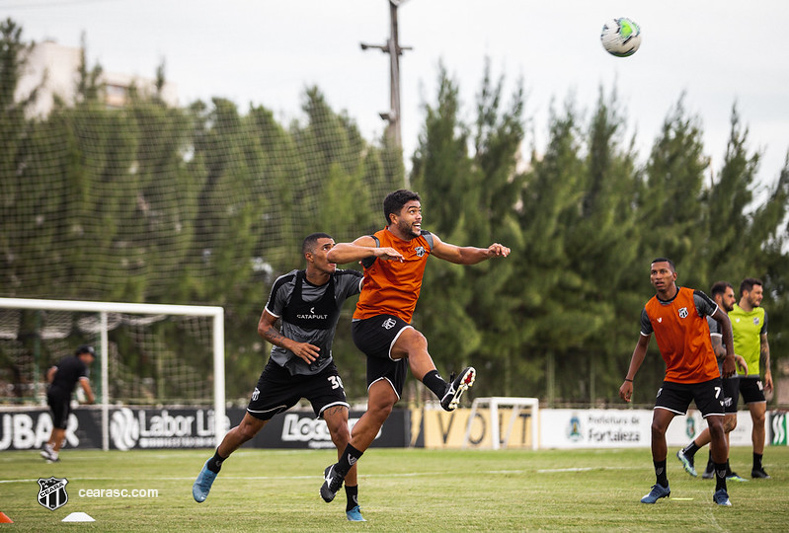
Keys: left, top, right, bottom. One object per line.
{"left": 0, "top": 466, "right": 641, "bottom": 484}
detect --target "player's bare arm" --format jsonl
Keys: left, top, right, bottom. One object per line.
{"left": 257, "top": 309, "right": 320, "bottom": 364}
{"left": 712, "top": 307, "right": 736, "bottom": 378}
{"left": 735, "top": 354, "right": 748, "bottom": 375}
{"left": 326, "top": 236, "right": 404, "bottom": 264}
{"left": 430, "top": 234, "right": 511, "bottom": 265}
{"left": 710, "top": 335, "right": 726, "bottom": 359}
{"left": 761, "top": 333, "right": 773, "bottom": 392}
{"left": 710, "top": 335, "right": 747, "bottom": 375}
{"left": 620, "top": 334, "right": 649, "bottom": 402}
{"left": 79, "top": 378, "right": 95, "bottom": 404}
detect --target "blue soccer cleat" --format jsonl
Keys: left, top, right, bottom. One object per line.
{"left": 192, "top": 460, "right": 218, "bottom": 503}
{"left": 346, "top": 505, "right": 366, "bottom": 522}
{"left": 676, "top": 449, "right": 697, "bottom": 477}
{"left": 640, "top": 483, "right": 670, "bottom": 504}
{"left": 713, "top": 489, "right": 732, "bottom": 506}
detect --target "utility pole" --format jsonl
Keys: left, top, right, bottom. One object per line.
{"left": 361, "top": 0, "right": 412, "bottom": 150}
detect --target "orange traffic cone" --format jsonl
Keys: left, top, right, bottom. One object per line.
{"left": 0, "top": 512, "right": 13, "bottom": 523}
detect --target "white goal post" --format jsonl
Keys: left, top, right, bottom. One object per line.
{"left": 463, "top": 397, "right": 540, "bottom": 450}
{"left": 0, "top": 297, "right": 225, "bottom": 450}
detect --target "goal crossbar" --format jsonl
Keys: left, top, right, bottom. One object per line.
{"left": 0, "top": 297, "right": 225, "bottom": 449}
{"left": 463, "top": 396, "right": 540, "bottom": 450}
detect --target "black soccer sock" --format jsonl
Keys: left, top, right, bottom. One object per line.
{"left": 336, "top": 444, "right": 363, "bottom": 477}
{"left": 345, "top": 484, "right": 359, "bottom": 512}
{"left": 682, "top": 440, "right": 701, "bottom": 458}
{"left": 714, "top": 462, "right": 728, "bottom": 492}
{"left": 422, "top": 370, "right": 448, "bottom": 398}
{"left": 206, "top": 448, "right": 227, "bottom": 474}
{"left": 753, "top": 452, "right": 763, "bottom": 470}
{"left": 654, "top": 459, "right": 668, "bottom": 487}
{"left": 707, "top": 450, "right": 716, "bottom": 473}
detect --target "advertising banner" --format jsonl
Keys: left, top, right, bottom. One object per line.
{"left": 540, "top": 409, "right": 650, "bottom": 449}
{"left": 771, "top": 410, "right": 788, "bottom": 446}
{"left": 412, "top": 406, "right": 536, "bottom": 449}
{"left": 2, "top": 406, "right": 781, "bottom": 450}
{"left": 0, "top": 406, "right": 410, "bottom": 451}
{"left": 539, "top": 409, "right": 760, "bottom": 449}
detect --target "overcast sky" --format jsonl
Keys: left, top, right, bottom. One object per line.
{"left": 4, "top": 0, "right": 789, "bottom": 189}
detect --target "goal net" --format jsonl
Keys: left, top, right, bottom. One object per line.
{"left": 462, "top": 397, "right": 540, "bottom": 450}
{"left": 0, "top": 297, "right": 225, "bottom": 449}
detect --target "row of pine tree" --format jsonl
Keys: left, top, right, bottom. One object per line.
{"left": 2, "top": 20, "right": 787, "bottom": 405}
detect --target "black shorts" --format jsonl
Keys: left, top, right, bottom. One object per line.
{"left": 739, "top": 377, "right": 767, "bottom": 404}
{"left": 47, "top": 391, "right": 71, "bottom": 429}
{"left": 722, "top": 376, "right": 740, "bottom": 414}
{"left": 654, "top": 378, "right": 725, "bottom": 418}
{"left": 246, "top": 359, "right": 348, "bottom": 421}
{"left": 352, "top": 315, "right": 409, "bottom": 399}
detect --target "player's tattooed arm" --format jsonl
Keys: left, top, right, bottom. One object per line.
{"left": 259, "top": 320, "right": 287, "bottom": 346}
{"left": 761, "top": 333, "right": 773, "bottom": 392}
{"left": 257, "top": 309, "right": 320, "bottom": 363}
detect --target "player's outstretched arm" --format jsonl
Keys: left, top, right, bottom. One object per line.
{"left": 327, "top": 236, "right": 403, "bottom": 264}
{"left": 430, "top": 234, "right": 510, "bottom": 265}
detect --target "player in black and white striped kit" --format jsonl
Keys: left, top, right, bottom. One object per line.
{"left": 192, "top": 232, "right": 401, "bottom": 522}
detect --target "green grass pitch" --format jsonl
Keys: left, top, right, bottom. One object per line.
{"left": 1, "top": 446, "right": 787, "bottom": 531}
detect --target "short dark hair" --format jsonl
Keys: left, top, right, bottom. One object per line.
{"left": 75, "top": 345, "right": 96, "bottom": 357}
{"left": 383, "top": 189, "right": 421, "bottom": 226}
{"left": 651, "top": 257, "right": 675, "bottom": 272}
{"left": 709, "top": 281, "right": 733, "bottom": 298}
{"left": 739, "top": 277, "right": 763, "bottom": 295}
{"left": 302, "top": 232, "right": 332, "bottom": 255}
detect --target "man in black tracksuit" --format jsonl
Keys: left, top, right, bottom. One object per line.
{"left": 41, "top": 345, "right": 96, "bottom": 462}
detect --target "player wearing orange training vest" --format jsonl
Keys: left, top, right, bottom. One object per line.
{"left": 318, "top": 189, "right": 510, "bottom": 505}
{"left": 620, "top": 258, "right": 736, "bottom": 507}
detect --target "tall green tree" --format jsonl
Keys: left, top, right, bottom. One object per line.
{"left": 462, "top": 61, "right": 525, "bottom": 397}
{"left": 0, "top": 18, "right": 36, "bottom": 293}
{"left": 123, "top": 98, "right": 200, "bottom": 302}
{"left": 189, "top": 98, "right": 266, "bottom": 305}
{"left": 637, "top": 97, "right": 709, "bottom": 286}
{"left": 512, "top": 100, "right": 587, "bottom": 401}
{"left": 761, "top": 155, "right": 789, "bottom": 389}
{"left": 411, "top": 62, "right": 473, "bottom": 238}
{"left": 704, "top": 105, "right": 765, "bottom": 283}
{"left": 563, "top": 88, "right": 642, "bottom": 404}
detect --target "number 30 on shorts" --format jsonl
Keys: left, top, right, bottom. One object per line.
{"left": 328, "top": 376, "right": 344, "bottom": 390}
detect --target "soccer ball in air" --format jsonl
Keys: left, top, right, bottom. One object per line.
{"left": 600, "top": 18, "right": 641, "bottom": 57}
